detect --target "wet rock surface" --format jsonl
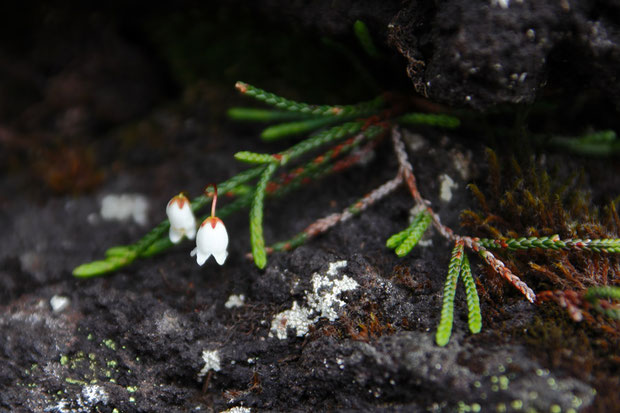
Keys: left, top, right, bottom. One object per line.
{"left": 244, "top": 0, "right": 620, "bottom": 110}
{"left": 0, "top": 125, "right": 610, "bottom": 412}
{"left": 1, "top": 3, "right": 619, "bottom": 413}
{"left": 388, "top": 0, "right": 620, "bottom": 109}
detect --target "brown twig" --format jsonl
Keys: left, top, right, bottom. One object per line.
{"left": 390, "top": 126, "right": 537, "bottom": 303}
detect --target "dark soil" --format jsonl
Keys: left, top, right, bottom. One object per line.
{"left": 1, "top": 3, "right": 618, "bottom": 413}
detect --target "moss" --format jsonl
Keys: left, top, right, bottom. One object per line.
{"left": 462, "top": 149, "right": 619, "bottom": 322}
{"left": 462, "top": 149, "right": 619, "bottom": 408}
{"left": 518, "top": 306, "right": 619, "bottom": 411}
{"left": 53, "top": 339, "right": 142, "bottom": 399}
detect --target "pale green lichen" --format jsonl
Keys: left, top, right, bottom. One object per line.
{"left": 499, "top": 375, "right": 509, "bottom": 390}
{"left": 457, "top": 401, "right": 482, "bottom": 413}
{"left": 102, "top": 339, "right": 117, "bottom": 350}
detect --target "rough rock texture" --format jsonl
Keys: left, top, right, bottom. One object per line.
{"left": 388, "top": 0, "right": 620, "bottom": 109}
{"left": 0, "top": 123, "right": 609, "bottom": 411}
{"left": 0, "top": 2, "right": 619, "bottom": 413}
{"left": 243, "top": 0, "right": 620, "bottom": 109}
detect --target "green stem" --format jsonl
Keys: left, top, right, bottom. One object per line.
{"left": 235, "top": 81, "right": 384, "bottom": 117}
{"left": 250, "top": 163, "right": 278, "bottom": 269}
{"left": 436, "top": 241, "right": 465, "bottom": 346}
{"left": 460, "top": 254, "right": 482, "bottom": 334}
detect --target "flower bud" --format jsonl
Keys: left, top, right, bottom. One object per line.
{"left": 166, "top": 194, "right": 197, "bottom": 244}
{"left": 191, "top": 217, "right": 229, "bottom": 265}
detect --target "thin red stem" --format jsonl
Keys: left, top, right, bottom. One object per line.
{"left": 205, "top": 184, "right": 218, "bottom": 217}
{"left": 390, "top": 126, "right": 537, "bottom": 303}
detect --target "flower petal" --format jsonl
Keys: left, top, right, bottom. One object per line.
{"left": 196, "top": 251, "right": 210, "bottom": 266}
{"left": 213, "top": 251, "right": 228, "bottom": 265}
{"left": 169, "top": 227, "right": 183, "bottom": 244}
{"left": 186, "top": 226, "right": 197, "bottom": 240}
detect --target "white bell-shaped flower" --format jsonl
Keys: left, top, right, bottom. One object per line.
{"left": 166, "top": 194, "right": 197, "bottom": 244}
{"left": 191, "top": 217, "right": 228, "bottom": 265}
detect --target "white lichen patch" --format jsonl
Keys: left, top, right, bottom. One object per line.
{"left": 417, "top": 239, "right": 434, "bottom": 247}
{"left": 491, "top": 0, "right": 522, "bottom": 8}
{"left": 50, "top": 295, "right": 70, "bottom": 313}
{"left": 100, "top": 194, "right": 149, "bottom": 226}
{"left": 45, "top": 401, "right": 70, "bottom": 413}
{"left": 403, "top": 131, "right": 427, "bottom": 152}
{"left": 326, "top": 260, "right": 348, "bottom": 276}
{"left": 221, "top": 407, "right": 251, "bottom": 413}
{"left": 450, "top": 149, "right": 472, "bottom": 180}
{"left": 46, "top": 384, "right": 108, "bottom": 412}
{"left": 307, "top": 271, "right": 358, "bottom": 321}
{"left": 269, "top": 260, "right": 358, "bottom": 340}
{"left": 269, "top": 301, "right": 314, "bottom": 340}
{"left": 81, "top": 384, "right": 108, "bottom": 405}
{"left": 224, "top": 294, "right": 245, "bottom": 309}
{"left": 198, "top": 349, "right": 221, "bottom": 380}
{"left": 439, "top": 174, "right": 458, "bottom": 203}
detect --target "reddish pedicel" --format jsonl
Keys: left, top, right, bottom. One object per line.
{"left": 201, "top": 216, "right": 222, "bottom": 229}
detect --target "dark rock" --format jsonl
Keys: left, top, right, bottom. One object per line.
{"left": 388, "top": 0, "right": 620, "bottom": 109}
{"left": 0, "top": 3, "right": 617, "bottom": 412}
{"left": 241, "top": 0, "right": 620, "bottom": 109}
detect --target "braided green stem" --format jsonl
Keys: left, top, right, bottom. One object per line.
{"left": 584, "top": 286, "right": 620, "bottom": 301}
{"left": 234, "top": 152, "right": 278, "bottom": 164}
{"left": 227, "top": 107, "right": 314, "bottom": 122}
{"left": 385, "top": 208, "right": 433, "bottom": 258}
{"left": 478, "top": 236, "right": 620, "bottom": 253}
{"left": 261, "top": 116, "right": 345, "bottom": 141}
{"left": 436, "top": 241, "right": 465, "bottom": 346}
{"left": 398, "top": 113, "right": 461, "bottom": 128}
{"left": 277, "top": 126, "right": 385, "bottom": 194}
{"left": 283, "top": 121, "right": 365, "bottom": 160}
{"left": 394, "top": 212, "right": 432, "bottom": 257}
{"left": 584, "top": 286, "right": 620, "bottom": 319}
{"left": 250, "top": 163, "right": 278, "bottom": 269}
{"left": 547, "top": 130, "right": 620, "bottom": 157}
{"left": 460, "top": 254, "right": 482, "bottom": 334}
{"left": 235, "top": 81, "right": 384, "bottom": 117}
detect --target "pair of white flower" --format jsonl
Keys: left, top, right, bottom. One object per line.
{"left": 165, "top": 193, "right": 228, "bottom": 265}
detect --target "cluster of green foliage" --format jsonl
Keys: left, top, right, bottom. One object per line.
{"left": 74, "top": 80, "right": 620, "bottom": 347}
{"left": 74, "top": 20, "right": 619, "bottom": 347}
